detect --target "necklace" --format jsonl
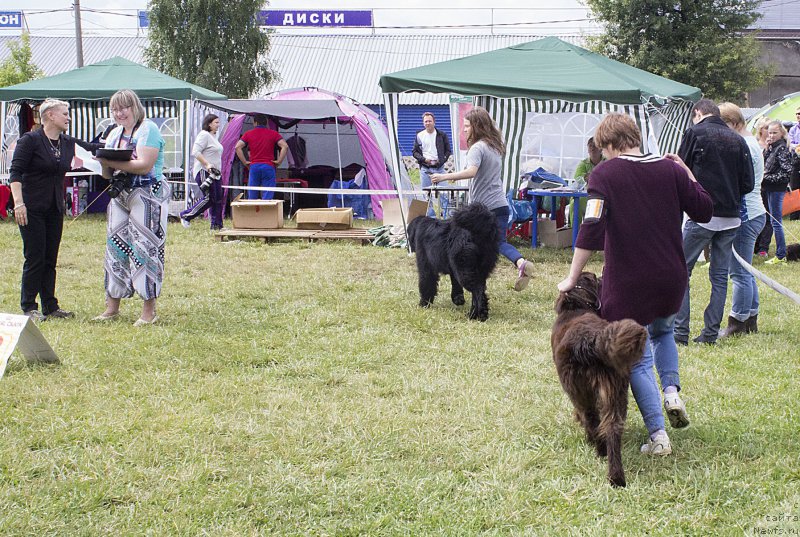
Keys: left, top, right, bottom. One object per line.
{"left": 47, "top": 135, "right": 61, "bottom": 160}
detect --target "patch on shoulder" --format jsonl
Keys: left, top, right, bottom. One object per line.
{"left": 584, "top": 198, "right": 604, "bottom": 222}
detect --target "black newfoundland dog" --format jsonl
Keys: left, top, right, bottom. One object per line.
{"left": 551, "top": 272, "right": 648, "bottom": 487}
{"left": 407, "top": 203, "right": 499, "bottom": 321}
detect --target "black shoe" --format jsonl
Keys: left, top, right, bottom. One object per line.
{"left": 692, "top": 335, "right": 716, "bottom": 345}
{"left": 674, "top": 337, "right": 688, "bottom": 347}
{"left": 45, "top": 308, "right": 75, "bottom": 319}
{"left": 744, "top": 314, "right": 758, "bottom": 334}
{"left": 719, "top": 315, "right": 747, "bottom": 339}
{"left": 24, "top": 310, "right": 46, "bottom": 322}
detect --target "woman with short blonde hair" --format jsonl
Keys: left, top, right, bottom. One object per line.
{"left": 8, "top": 98, "right": 102, "bottom": 320}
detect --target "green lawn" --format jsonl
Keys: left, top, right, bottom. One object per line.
{"left": 1, "top": 216, "right": 799, "bottom": 535}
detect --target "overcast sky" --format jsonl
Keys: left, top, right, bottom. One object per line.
{"left": 3, "top": 1, "right": 600, "bottom": 37}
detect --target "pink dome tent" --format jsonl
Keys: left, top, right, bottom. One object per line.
{"left": 198, "top": 87, "right": 411, "bottom": 219}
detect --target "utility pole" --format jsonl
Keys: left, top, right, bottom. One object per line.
{"left": 73, "top": 0, "right": 84, "bottom": 67}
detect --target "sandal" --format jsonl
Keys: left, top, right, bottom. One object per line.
{"left": 91, "top": 312, "right": 119, "bottom": 322}
{"left": 514, "top": 259, "right": 534, "bottom": 291}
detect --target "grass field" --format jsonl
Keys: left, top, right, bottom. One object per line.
{"left": 1, "top": 215, "right": 799, "bottom": 535}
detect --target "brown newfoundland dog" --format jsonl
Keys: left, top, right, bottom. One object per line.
{"left": 551, "top": 272, "right": 648, "bottom": 487}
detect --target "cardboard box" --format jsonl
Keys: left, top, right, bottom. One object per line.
{"left": 540, "top": 227, "right": 573, "bottom": 248}
{"left": 231, "top": 195, "right": 284, "bottom": 229}
{"left": 537, "top": 218, "right": 558, "bottom": 234}
{"left": 380, "top": 198, "right": 428, "bottom": 227}
{"left": 295, "top": 207, "right": 353, "bottom": 230}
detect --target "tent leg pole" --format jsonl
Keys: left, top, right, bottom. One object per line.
{"left": 335, "top": 116, "right": 344, "bottom": 208}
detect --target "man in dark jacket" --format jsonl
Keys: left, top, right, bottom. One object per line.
{"left": 412, "top": 112, "right": 452, "bottom": 217}
{"left": 675, "top": 99, "right": 755, "bottom": 345}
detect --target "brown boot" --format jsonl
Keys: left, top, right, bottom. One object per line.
{"left": 744, "top": 314, "right": 758, "bottom": 334}
{"left": 719, "top": 316, "right": 747, "bottom": 339}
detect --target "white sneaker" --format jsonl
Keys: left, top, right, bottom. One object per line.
{"left": 181, "top": 218, "right": 190, "bottom": 228}
{"left": 663, "top": 392, "right": 690, "bottom": 428}
{"left": 641, "top": 430, "right": 672, "bottom": 456}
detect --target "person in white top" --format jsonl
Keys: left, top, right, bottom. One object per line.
{"left": 412, "top": 112, "right": 452, "bottom": 217}
{"left": 717, "top": 102, "right": 767, "bottom": 338}
{"left": 180, "top": 114, "right": 224, "bottom": 229}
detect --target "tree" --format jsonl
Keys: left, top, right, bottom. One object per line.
{"left": 586, "top": 0, "right": 772, "bottom": 103}
{"left": 0, "top": 33, "right": 44, "bottom": 88}
{"left": 145, "top": 0, "right": 277, "bottom": 99}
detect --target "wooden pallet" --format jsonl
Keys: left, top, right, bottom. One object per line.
{"left": 214, "top": 227, "right": 372, "bottom": 245}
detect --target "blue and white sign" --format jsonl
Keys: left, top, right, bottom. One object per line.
{"left": 259, "top": 10, "right": 373, "bottom": 28}
{"left": 135, "top": 9, "right": 372, "bottom": 29}
{"left": 0, "top": 11, "right": 24, "bottom": 28}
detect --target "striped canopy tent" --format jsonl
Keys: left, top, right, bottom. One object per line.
{"left": 0, "top": 57, "right": 225, "bottom": 178}
{"left": 379, "top": 37, "right": 701, "bottom": 197}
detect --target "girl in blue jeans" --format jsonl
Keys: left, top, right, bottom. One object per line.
{"left": 430, "top": 107, "right": 535, "bottom": 291}
{"left": 559, "top": 113, "right": 713, "bottom": 456}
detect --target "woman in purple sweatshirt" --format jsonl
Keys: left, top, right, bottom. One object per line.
{"left": 558, "top": 113, "right": 713, "bottom": 457}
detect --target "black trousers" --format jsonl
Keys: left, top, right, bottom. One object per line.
{"left": 19, "top": 205, "right": 64, "bottom": 314}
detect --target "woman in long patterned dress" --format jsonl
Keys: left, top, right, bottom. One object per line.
{"left": 93, "top": 89, "right": 170, "bottom": 326}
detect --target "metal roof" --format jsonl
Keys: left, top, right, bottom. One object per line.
{"left": 2, "top": 22, "right": 796, "bottom": 105}
{"left": 0, "top": 36, "right": 146, "bottom": 77}
{"left": 1, "top": 34, "right": 587, "bottom": 105}
{"left": 756, "top": 1, "right": 800, "bottom": 30}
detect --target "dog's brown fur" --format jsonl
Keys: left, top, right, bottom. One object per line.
{"left": 551, "top": 272, "right": 648, "bottom": 487}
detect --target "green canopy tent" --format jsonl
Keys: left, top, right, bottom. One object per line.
{"left": 379, "top": 37, "right": 701, "bottom": 197}
{"left": 1, "top": 57, "right": 226, "bottom": 197}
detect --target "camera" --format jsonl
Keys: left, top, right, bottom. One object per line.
{"left": 107, "top": 170, "right": 133, "bottom": 198}
{"left": 199, "top": 167, "right": 221, "bottom": 195}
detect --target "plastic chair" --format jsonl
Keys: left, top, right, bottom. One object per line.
{"left": 507, "top": 190, "right": 533, "bottom": 240}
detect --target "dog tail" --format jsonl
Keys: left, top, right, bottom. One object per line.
{"left": 599, "top": 319, "right": 648, "bottom": 375}
{"left": 451, "top": 203, "right": 499, "bottom": 244}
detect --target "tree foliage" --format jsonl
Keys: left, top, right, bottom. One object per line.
{"left": 586, "top": 0, "right": 773, "bottom": 103}
{"left": 0, "top": 33, "right": 43, "bottom": 88}
{"left": 145, "top": 0, "right": 277, "bottom": 99}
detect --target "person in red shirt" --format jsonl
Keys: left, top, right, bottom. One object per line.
{"left": 235, "top": 113, "right": 288, "bottom": 200}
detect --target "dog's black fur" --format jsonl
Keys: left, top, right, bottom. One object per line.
{"left": 551, "top": 272, "right": 648, "bottom": 487}
{"left": 407, "top": 203, "right": 499, "bottom": 321}
{"left": 786, "top": 243, "right": 800, "bottom": 261}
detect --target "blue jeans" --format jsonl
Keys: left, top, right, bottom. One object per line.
{"left": 674, "top": 220, "right": 738, "bottom": 343}
{"left": 630, "top": 316, "right": 676, "bottom": 435}
{"left": 420, "top": 165, "right": 448, "bottom": 217}
{"left": 729, "top": 215, "right": 765, "bottom": 322}
{"left": 248, "top": 163, "right": 276, "bottom": 200}
{"left": 491, "top": 206, "right": 523, "bottom": 266}
{"left": 764, "top": 191, "right": 787, "bottom": 259}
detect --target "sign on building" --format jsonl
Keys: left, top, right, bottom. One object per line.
{"left": 259, "top": 10, "right": 373, "bottom": 28}
{"left": 0, "top": 11, "right": 24, "bottom": 28}
{"left": 136, "top": 10, "right": 372, "bottom": 29}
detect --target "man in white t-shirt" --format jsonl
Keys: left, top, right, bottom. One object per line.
{"left": 412, "top": 112, "right": 452, "bottom": 217}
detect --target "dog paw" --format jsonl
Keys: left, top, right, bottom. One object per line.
{"left": 609, "top": 475, "right": 626, "bottom": 488}
{"left": 452, "top": 294, "right": 465, "bottom": 306}
{"left": 468, "top": 308, "right": 489, "bottom": 322}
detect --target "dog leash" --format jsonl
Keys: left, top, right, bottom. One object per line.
{"left": 733, "top": 247, "right": 800, "bottom": 305}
